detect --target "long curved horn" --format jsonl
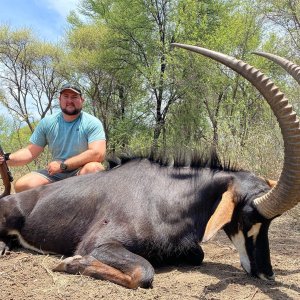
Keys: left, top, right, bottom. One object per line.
{"left": 172, "top": 43, "right": 300, "bottom": 219}
{"left": 253, "top": 51, "right": 300, "bottom": 85}
{"left": 0, "top": 145, "right": 12, "bottom": 198}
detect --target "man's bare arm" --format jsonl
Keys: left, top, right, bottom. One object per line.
{"left": 0, "top": 144, "right": 44, "bottom": 167}
{"left": 64, "top": 140, "right": 106, "bottom": 169}
{"left": 47, "top": 140, "right": 106, "bottom": 175}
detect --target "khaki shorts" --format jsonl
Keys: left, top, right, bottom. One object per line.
{"left": 32, "top": 168, "right": 81, "bottom": 183}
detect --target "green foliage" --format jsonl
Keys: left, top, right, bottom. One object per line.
{"left": 0, "top": 120, "right": 49, "bottom": 180}
{"left": 0, "top": 25, "right": 66, "bottom": 131}
{"left": 257, "top": 0, "right": 300, "bottom": 54}
{"left": 62, "top": 0, "right": 299, "bottom": 180}
{"left": 1, "top": 0, "right": 299, "bottom": 180}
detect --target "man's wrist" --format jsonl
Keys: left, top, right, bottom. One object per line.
{"left": 60, "top": 161, "right": 68, "bottom": 171}
{"left": 4, "top": 153, "right": 11, "bottom": 161}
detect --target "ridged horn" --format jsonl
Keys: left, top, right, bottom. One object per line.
{"left": 253, "top": 51, "right": 300, "bottom": 85}
{"left": 172, "top": 43, "right": 300, "bottom": 219}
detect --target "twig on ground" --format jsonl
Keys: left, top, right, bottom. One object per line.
{"left": 40, "top": 256, "right": 57, "bottom": 284}
{"left": 249, "top": 288, "right": 259, "bottom": 300}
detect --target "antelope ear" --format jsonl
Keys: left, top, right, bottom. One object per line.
{"left": 202, "top": 188, "right": 236, "bottom": 242}
{"left": 265, "top": 179, "right": 277, "bottom": 188}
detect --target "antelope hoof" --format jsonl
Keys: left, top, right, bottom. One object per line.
{"left": 53, "top": 255, "right": 83, "bottom": 272}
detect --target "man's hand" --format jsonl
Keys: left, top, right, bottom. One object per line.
{"left": 47, "top": 161, "right": 63, "bottom": 175}
{"left": 0, "top": 153, "right": 10, "bottom": 165}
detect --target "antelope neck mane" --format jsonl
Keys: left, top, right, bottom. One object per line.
{"left": 108, "top": 149, "right": 243, "bottom": 172}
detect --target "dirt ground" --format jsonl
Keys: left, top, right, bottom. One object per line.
{"left": 0, "top": 207, "right": 298, "bottom": 300}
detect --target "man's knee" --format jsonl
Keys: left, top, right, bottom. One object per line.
{"left": 14, "top": 174, "right": 50, "bottom": 193}
{"left": 14, "top": 178, "right": 31, "bottom": 193}
{"left": 79, "top": 162, "right": 105, "bottom": 175}
{"left": 14, "top": 177, "right": 31, "bottom": 193}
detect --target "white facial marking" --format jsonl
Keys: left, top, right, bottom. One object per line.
{"left": 8, "top": 230, "right": 56, "bottom": 255}
{"left": 230, "top": 230, "right": 251, "bottom": 273}
{"left": 258, "top": 272, "right": 275, "bottom": 280}
{"left": 247, "top": 223, "right": 262, "bottom": 242}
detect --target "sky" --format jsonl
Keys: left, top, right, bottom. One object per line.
{"left": 0, "top": 0, "right": 80, "bottom": 41}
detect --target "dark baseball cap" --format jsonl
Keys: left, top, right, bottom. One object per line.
{"left": 59, "top": 83, "right": 82, "bottom": 95}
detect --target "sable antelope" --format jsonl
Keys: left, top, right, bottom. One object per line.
{"left": 0, "top": 45, "right": 299, "bottom": 289}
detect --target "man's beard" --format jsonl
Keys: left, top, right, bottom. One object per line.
{"left": 61, "top": 107, "right": 82, "bottom": 115}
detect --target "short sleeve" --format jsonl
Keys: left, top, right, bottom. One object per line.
{"left": 86, "top": 118, "right": 106, "bottom": 143}
{"left": 29, "top": 119, "right": 47, "bottom": 147}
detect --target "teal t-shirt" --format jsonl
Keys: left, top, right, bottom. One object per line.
{"left": 30, "top": 112, "right": 106, "bottom": 161}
